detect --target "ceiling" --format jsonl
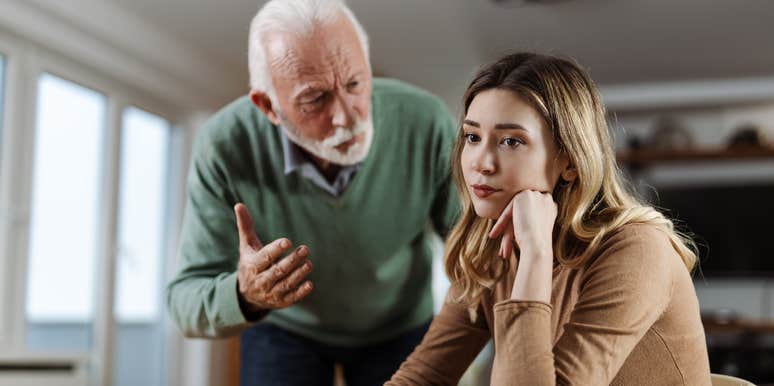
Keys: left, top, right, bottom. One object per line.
{"left": 108, "top": 0, "right": 774, "bottom": 108}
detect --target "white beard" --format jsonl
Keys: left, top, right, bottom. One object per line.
{"left": 281, "top": 114, "right": 374, "bottom": 166}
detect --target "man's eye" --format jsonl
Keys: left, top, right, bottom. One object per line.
{"left": 347, "top": 81, "right": 360, "bottom": 90}
{"left": 463, "top": 133, "right": 480, "bottom": 143}
{"left": 303, "top": 92, "right": 326, "bottom": 105}
{"left": 311, "top": 94, "right": 326, "bottom": 104}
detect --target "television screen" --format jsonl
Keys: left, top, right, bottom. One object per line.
{"left": 648, "top": 183, "right": 774, "bottom": 276}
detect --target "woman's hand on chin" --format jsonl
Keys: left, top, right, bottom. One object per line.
{"left": 489, "top": 190, "right": 557, "bottom": 258}
{"left": 489, "top": 190, "right": 557, "bottom": 303}
{"left": 510, "top": 190, "right": 557, "bottom": 257}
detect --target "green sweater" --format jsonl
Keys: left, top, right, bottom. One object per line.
{"left": 166, "top": 78, "right": 459, "bottom": 346}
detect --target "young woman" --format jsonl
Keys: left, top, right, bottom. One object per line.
{"left": 386, "top": 53, "right": 711, "bottom": 385}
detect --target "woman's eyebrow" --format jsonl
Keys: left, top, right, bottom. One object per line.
{"left": 463, "top": 119, "right": 528, "bottom": 131}
{"left": 463, "top": 119, "right": 479, "bottom": 127}
{"left": 494, "top": 123, "right": 528, "bottom": 131}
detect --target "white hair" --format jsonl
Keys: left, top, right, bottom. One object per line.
{"left": 248, "top": 0, "right": 371, "bottom": 97}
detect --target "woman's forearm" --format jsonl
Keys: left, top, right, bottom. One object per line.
{"left": 510, "top": 246, "right": 553, "bottom": 303}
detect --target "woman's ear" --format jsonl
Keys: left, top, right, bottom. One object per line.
{"left": 555, "top": 152, "right": 577, "bottom": 183}
{"left": 561, "top": 165, "right": 578, "bottom": 182}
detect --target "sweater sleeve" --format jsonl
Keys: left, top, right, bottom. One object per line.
{"left": 165, "top": 128, "right": 258, "bottom": 338}
{"left": 386, "top": 287, "right": 491, "bottom": 386}
{"left": 490, "top": 227, "right": 676, "bottom": 386}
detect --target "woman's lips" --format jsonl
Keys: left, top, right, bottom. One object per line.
{"left": 471, "top": 184, "right": 501, "bottom": 198}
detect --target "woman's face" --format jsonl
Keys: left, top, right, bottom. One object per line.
{"left": 461, "top": 88, "right": 569, "bottom": 220}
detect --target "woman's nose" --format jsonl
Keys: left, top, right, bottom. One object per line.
{"left": 471, "top": 149, "right": 496, "bottom": 175}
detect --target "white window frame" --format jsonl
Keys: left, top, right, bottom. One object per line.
{"left": 0, "top": 35, "right": 12, "bottom": 347}
{"left": 0, "top": 30, "right": 193, "bottom": 386}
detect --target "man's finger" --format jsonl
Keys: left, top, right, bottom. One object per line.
{"left": 489, "top": 200, "right": 514, "bottom": 238}
{"left": 264, "top": 245, "right": 308, "bottom": 285}
{"left": 272, "top": 258, "right": 312, "bottom": 294}
{"left": 282, "top": 281, "right": 314, "bottom": 306}
{"left": 234, "top": 203, "right": 263, "bottom": 250}
{"left": 253, "top": 238, "right": 293, "bottom": 272}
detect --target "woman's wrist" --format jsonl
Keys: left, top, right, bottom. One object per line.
{"left": 510, "top": 246, "right": 553, "bottom": 303}
{"left": 518, "top": 242, "right": 553, "bottom": 262}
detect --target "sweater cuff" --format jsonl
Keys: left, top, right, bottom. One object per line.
{"left": 490, "top": 299, "right": 554, "bottom": 385}
{"left": 493, "top": 299, "right": 552, "bottom": 313}
{"left": 215, "top": 272, "right": 266, "bottom": 330}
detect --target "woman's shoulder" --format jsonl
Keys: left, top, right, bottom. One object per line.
{"left": 583, "top": 222, "right": 684, "bottom": 281}
{"left": 597, "top": 223, "right": 676, "bottom": 255}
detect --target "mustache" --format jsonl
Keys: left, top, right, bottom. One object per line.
{"left": 321, "top": 121, "right": 368, "bottom": 148}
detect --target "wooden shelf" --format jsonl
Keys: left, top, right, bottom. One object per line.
{"left": 703, "top": 317, "right": 774, "bottom": 334}
{"left": 617, "top": 147, "right": 774, "bottom": 166}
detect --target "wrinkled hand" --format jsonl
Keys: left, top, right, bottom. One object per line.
{"left": 489, "top": 190, "right": 558, "bottom": 260}
{"left": 234, "top": 203, "right": 314, "bottom": 313}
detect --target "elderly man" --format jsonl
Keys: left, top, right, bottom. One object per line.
{"left": 166, "top": 0, "right": 458, "bottom": 385}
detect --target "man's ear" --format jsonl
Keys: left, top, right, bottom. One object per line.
{"left": 250, "top": 90, "right": 281, "bottom": 125}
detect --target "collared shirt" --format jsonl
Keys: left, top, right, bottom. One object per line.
{"left": 280, "top": 128, "right": 360, "bottom": 197}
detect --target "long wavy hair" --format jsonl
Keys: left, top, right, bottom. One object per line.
{"left": 445, "top": 53, "right": 697, "bottom": 311}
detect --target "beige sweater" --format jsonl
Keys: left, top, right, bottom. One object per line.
{"left": 387, "top": 223, "right": 711, "bottom": 385}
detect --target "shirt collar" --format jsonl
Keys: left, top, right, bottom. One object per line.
{"left": 281, "top": 128, "right": 308, "bottom": 175}
{"left": 279, "top": 127, "right": 362, "bottom": 196}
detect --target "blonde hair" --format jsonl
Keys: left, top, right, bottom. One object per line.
{"left": 445, "top": 53, "right": 698, "bottom": 311}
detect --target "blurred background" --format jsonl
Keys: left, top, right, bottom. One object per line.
{"left": 0, "top": 0, "right": 773, "bottom": 385}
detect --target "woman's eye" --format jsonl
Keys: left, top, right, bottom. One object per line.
{"left": 463, "top": 133, "right": 480, "bottom": 143}
{"left": 502, "top": 137, "right": 522, "bottom": 147}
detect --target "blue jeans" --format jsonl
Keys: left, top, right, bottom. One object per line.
{"left": 239, "top": 321, "right": 431, "bottom": 386}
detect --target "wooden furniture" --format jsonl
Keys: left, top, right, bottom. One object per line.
{"left": 703, "top": 318, "right": 774, "bottom": 335}
{"left": 616, "top": 147, "right": 774, "bottom": 384}
{"left": 702, "top": 316, "right": 774, "bottom": 384}
{"left": 617, "top": 146, "right": 774, "bottom": 166}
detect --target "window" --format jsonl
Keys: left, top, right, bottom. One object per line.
{"left": 0, "top": 53, "right": 5, "bottom": 138}
{"left": 25, "top": 73, "right": 106, "bottom": 349}
{"left": 112, "top": 107, "right": 171, "bottom": 386}
{"left": 1, "top": 32, "right": 188, "bottom": 386}
{"left": 115, "top": 107, "right": 170, "bottom": 323}
{"left": 0, "top": 54, "right": 5, "bottom": 342}
{"left": 0, "top": 53, "right": 5, "bottom": 163}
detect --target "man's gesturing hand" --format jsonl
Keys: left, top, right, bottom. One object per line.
{"left": 234, "top": 203, "right": 314, "bottom": 314}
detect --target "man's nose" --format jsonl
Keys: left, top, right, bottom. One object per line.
{"left": 330, "top": 92, "right": 355, "bottom": 129}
